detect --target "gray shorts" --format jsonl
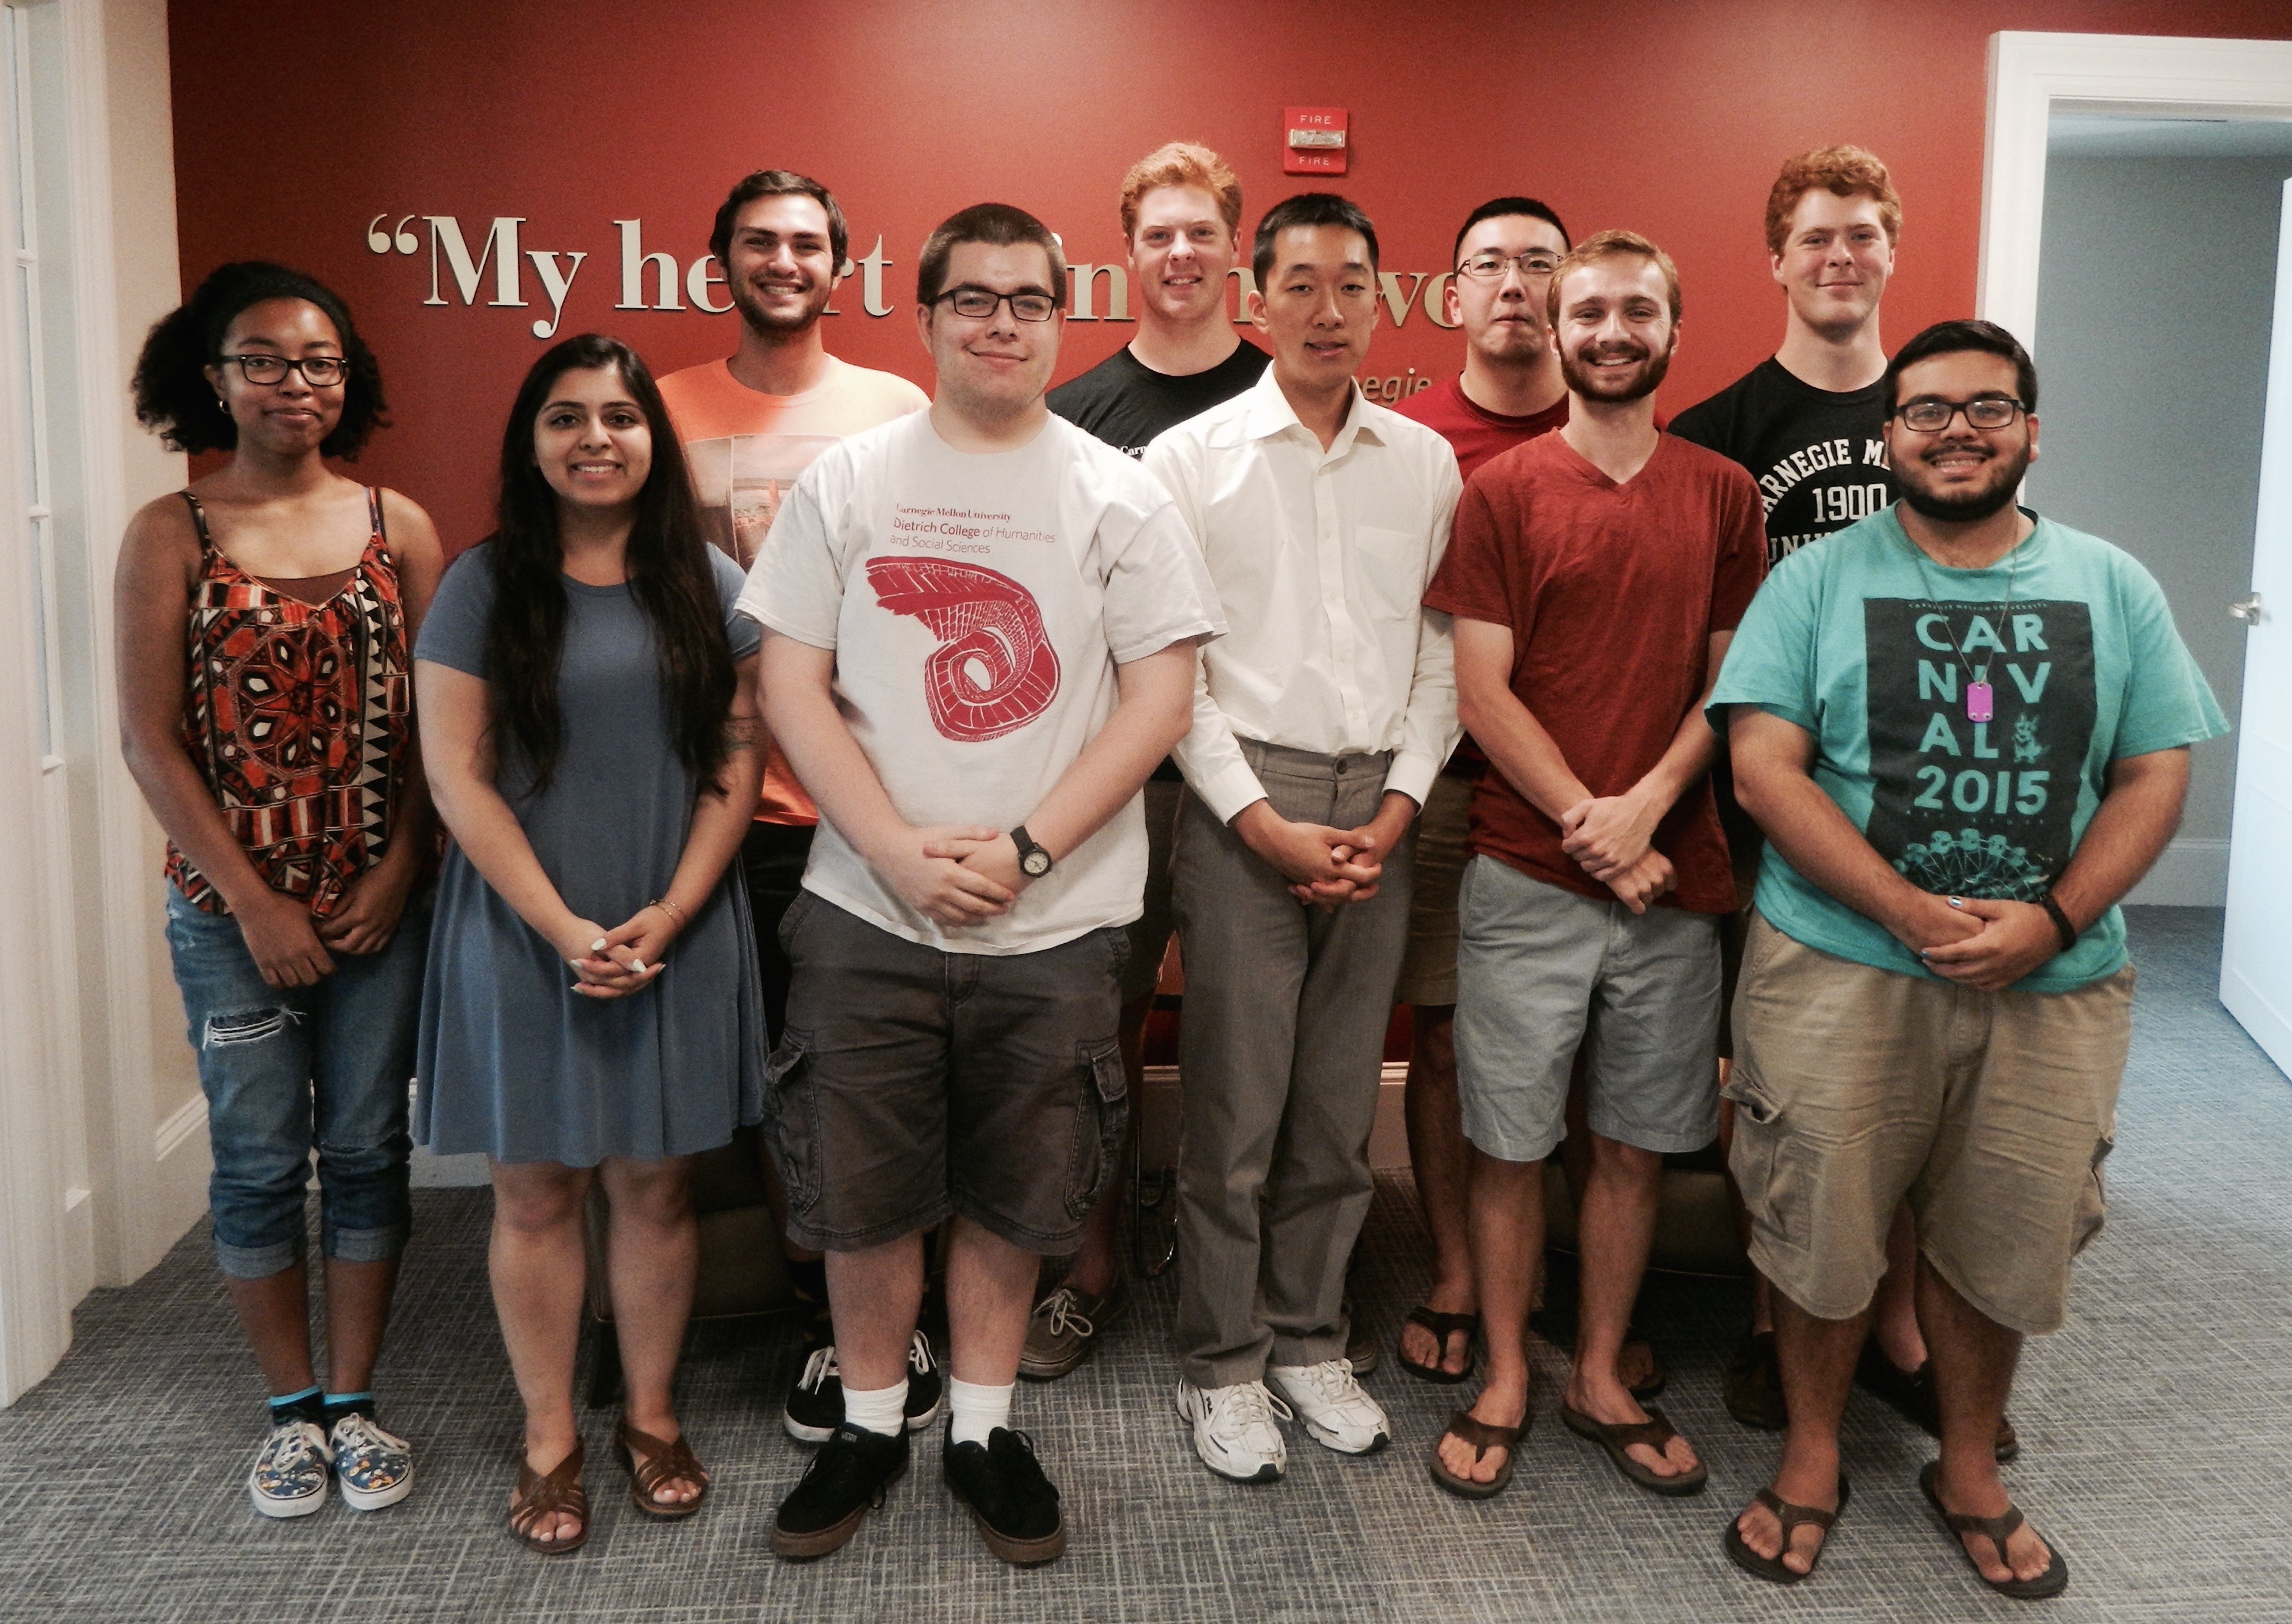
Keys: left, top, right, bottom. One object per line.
{"left": 1393, "top": 771, "right": 1472, "bottom": 1008}
{"left": 1121, "top": 777, "right": 1184, "bottom": 1004}
{"left": 765, "top": 892, "right": 1129, "bottom": 1255}
{"left": 1454, "top": 855, "right": 1721, "bottom": 1164}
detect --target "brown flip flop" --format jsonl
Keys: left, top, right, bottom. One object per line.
{"left": 1918, "top": 1462, "right": 2069, "bottom": 1600}
{"left": 1723, "top": 1475, "right": 1850, "bottom": 1584}
{"left": 616, "top": 1420, "right": 710, "bottom": 1519}
{"left": 509, "top": 1439, "right": 589, "bottom": 1554}
{"left": 1398, "top": 1307, "right": 1480, "bottom": 1385}
{"left": 1428, "top": 1407, "right": 1527, "bottom": 1499}
{"left": 1560, "top": 1400, "right": 1708, "bottom": 1496}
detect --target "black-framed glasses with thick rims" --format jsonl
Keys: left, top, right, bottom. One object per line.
{"left": 931, "top": 286, "right": 1059, "bottom": 322}
{"left": 1893, "top": 395, "right": 2026, "bottom": 434}
{"left": 220, "top": 353, "right": 350, "bottom": 388}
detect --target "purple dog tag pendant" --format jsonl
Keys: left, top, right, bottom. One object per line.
{"left": 1965, "top": 681, "right": 1994, "bottom": 723}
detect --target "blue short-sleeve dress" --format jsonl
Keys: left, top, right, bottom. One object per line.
{"left": 413, "top": 544, "right": 765, "bottom": 1165}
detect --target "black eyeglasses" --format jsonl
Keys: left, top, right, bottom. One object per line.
{"left": 1456, "top": 249, "right": 1562, "bottom": 281}
{"left": 933, "top": 287, "right": 1059, "bottom": 322}
{"left": 222, "top": 353, "right": 350, "bottom": 388}
{"left": 1894, "top": 395, "right": 2025, "bottom": 433}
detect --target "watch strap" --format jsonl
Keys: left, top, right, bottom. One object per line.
{"left": 2039, "top": 892, "right": 2078, "bottom": 954}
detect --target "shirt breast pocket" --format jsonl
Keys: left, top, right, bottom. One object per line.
{"left": 1352, "top": 525, "right": 1427, "bottom": 622}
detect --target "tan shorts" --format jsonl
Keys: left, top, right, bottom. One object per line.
{"left": 1393, "top": 772, "right": 1472, "bottom": 1007}
{"left": 1725, "top": 913, "right": 2133, "bottom": 1336}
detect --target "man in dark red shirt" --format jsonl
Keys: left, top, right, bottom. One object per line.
{"left": 1423, "top": 231, "right": 1765, "bottom": 1501}
{"left": 1385, "top": 196, "right": 1570, "bottom": 1385}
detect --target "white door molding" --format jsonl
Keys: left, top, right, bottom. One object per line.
{"left": 1980, "top": 31, "right": 2292, "bottom": 352}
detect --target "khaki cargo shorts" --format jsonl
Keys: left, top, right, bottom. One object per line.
{"left": 1725, "top": 912, "right": 2133, "bottom": 1336}
{"left": 1393, "top": 771, "right": 1473, "bottom": 1007}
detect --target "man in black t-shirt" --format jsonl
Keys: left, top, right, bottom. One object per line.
{"left": 1022, "top": 143, "right": 1268, "bottom": 1382}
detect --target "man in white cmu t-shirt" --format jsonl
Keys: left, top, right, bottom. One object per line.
{"left": 740, "top": 203, "right": 1222, "bottom": 1568}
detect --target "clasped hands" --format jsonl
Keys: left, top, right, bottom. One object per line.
{"left": 1236, "top": 793, "right": 1414, "bottom": 909}
{"left": 1558, "top": 790, "right": 1675, "bottom": 915}
{"left": 1895, "top": 892, "right": 2061, "bottom": 991}
{"left": 557, "top": 901, "right": 689, "bottom": 999}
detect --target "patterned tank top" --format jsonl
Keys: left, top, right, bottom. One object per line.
{"left": 166, "top": 487, "right": 412, "bottom": 918}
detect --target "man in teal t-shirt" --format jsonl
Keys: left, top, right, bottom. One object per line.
{"left": 1708, "top": 321, "right": 2225, "bottom": 1600}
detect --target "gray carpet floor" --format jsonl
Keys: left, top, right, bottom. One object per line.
{"left": 2, "top": 908, "right": 2288, "bottom": 1622}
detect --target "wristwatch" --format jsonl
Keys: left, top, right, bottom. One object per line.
{"left": 1011, "top": 825, "right": 1054, "bottom": 879}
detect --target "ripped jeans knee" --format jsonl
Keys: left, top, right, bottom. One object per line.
{"left": 203, "top": 1005, "right": 301, "bottom": 1050}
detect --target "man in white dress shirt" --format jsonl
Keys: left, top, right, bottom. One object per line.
{"left": 1143, "top": 192, "right": 1462, "bottom": 1484}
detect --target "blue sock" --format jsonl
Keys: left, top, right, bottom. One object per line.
{"left": 268, "top": 1385, "right": 324, "bottom": 1427}
{"left": 322, "top": 1392, "right": 375, "bottom": 1425}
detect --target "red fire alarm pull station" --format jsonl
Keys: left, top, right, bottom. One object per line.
{"left": 1284, "top": 106, "right": 1348, "bottom": 175}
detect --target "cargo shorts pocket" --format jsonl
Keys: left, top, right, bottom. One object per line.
{"left": 2071, "top": 1132, "right": 2116, "bottom": 1257}
{"left": 1721, "top": 1072, "right": 1810, "bottom": 1264}
{"left": 1064, "top": 1041, "right": 1129, "bottom": 1221}
{"left": 761, "top": 1030, "right": 822, "bottom": 1216}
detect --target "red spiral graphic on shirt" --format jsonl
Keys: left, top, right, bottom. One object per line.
{"left": 865, "top": 556, "right": 1061, "bottom": 741}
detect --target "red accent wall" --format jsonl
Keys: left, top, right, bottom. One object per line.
{"left": 169, "top": 0, "right": 2292, "bottom": 547}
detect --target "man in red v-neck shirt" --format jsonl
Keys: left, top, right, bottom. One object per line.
{"left": 1422, "top": 231, "right": 1765, "bottom": 1500}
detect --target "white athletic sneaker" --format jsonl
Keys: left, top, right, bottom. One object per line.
{"left": 248, "top": 1419, "right": 329, "bottom": 1518}
{"left": 1268, "top": 1358, "right": 1391, "bottom": 1455}
{"left": 1175, "top": 1378, "right": 1291, "bottom": 1483}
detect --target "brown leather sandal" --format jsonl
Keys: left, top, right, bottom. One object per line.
{"left": 1427, "top": 1407, "right": 1527, "bottom": 1500}
{"left": 1559, "top": 1400, "right": 1708, "bottom": 1496}
{"left": 509, "top": 1439, "right": 588, "bottom": 1554}
{"left": 1398, "top": 1307, "right": 1480, "bottom": 1385}
{"left": 616, "top": 1420, "right": 710, "bottom": 1520}
{"left": 1918, "top": 1462, "right": 2068, "bottom": 1599}
{"left": 1723, "top": 1476, "right": 1850, "bottom": 1585}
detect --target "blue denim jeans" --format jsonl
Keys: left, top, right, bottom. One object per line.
{"left": 164, "top": 885, "right": 431, "bottom": 1279}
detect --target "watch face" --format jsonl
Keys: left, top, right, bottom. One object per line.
{"left": 1022, "top": 850, "right": 1052, "bottom": 877}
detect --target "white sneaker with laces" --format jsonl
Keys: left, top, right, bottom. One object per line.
{"left": 1268, "top": 1358, "right": 1391, "bottom": 1455}
{"left": 1175, "top": 1378, "right": 1291, "bottom": 1483}
{"left": 248, "top": 1419, "right": 330, "bottom": 1518}
{"left": 328, "top": 1411, "right": 414, "bottom": 1511}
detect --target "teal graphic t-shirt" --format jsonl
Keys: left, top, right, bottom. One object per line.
{"left": 1708, "top": 507, "right": 2228, "bottom": 992}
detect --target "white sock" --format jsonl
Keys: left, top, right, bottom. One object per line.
{"left": 947, "top": 1377, "right": 1013, "bottom": 1447}
{"left": 842, "top": 1378, "right": 908, "bottom": 1438}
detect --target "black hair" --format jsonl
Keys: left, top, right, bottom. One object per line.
{"left": 708, "top": 169, "right": 849, "bottom": 272}
{"left": 478, "top": 334, "right": 736, "bottom": 798}
{"left": 1451, "top": 196, "right": 1572, "bottom": 267}
{"left": 1252, "top": 193, "right": 1379, "bottom": 288}
{"left": 916, "top": 202, "right": 1068, "bottom": 307}
{"left": 1885, "top": 319, "right": 2039, "bottom": 413}
{"left": 131, "top": 261, "right": 386, "bottom": 459}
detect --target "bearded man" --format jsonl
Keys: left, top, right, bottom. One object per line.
{"left": 1420, "top": 231, "right": 1767, "bottom": 1502}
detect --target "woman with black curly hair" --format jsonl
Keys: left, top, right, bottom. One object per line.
{"left": 115, "top": 261, "right": 444, "bottom": 1520}
{"left": 413, "top": 334, "right": 766, "bottom": 1552}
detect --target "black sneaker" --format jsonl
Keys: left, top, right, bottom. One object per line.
{"left": 783, "top": 1329, "right": 945, "bottom": 1444}
{"left": 770, "top": 1423, "right": 909, "bottom": 1562}
{"left": 943, "top": 1427, "right": 1065, "bottom": 1566}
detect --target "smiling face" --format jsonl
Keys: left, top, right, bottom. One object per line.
{"left": 916, "top": 239, "right": 1063, "bottom": 423}
{"left": 1771, "top": 189, "right": 1893, "bottom": 341}
{"left": 1553, "top": 253, "right": 1676, "bottom": 404}
{"left": 726, "top": 191, "right": 841, "bottom": 337}
{"left": 1449, "top": 213, "right": 1568, "bottom": 367}
{"left": 1884, "top": 350, "right": 2038, "bottom": 524}
{"left": 1128, "top": 183, "right": 1240, "bottom": 327}
{"left": 206, "top": 297, "right": 345, "bottom": 454}
{"left": 1252, "top": 224, "right": 1376, "bottom": 391}
{"left": 532, "top": 364, "right": 654, "bottom": 516}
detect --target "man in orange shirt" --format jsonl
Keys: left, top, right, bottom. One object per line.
{"left": 655, "top": 168, "right": 932, "bottom": 1446}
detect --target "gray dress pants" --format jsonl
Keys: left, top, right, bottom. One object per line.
{"left": 1172, "top": 740, "right": 1415, "bottom": 1388}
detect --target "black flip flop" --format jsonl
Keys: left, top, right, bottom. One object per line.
{"left": 1397, "top": 1306, "right": 1480, "bottom": 1385}
{"left": 1918, "top": 1462, "right": 2069, "bottom": 1600}
{"left": 1723, "top": 1475, "right": 1849, "bottom": 1584}
{"left": 1560, "top": 1400, "right": 1708, "bottom": 1496}
{"left": 1428, "top": 1407, "right": 1525, "bottom": 1500}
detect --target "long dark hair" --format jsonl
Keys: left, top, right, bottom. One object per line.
{"left": 480, "top": 334, "right": 734, "bottom": 796}
{"left": 132, "top": 260, "right": 387, "bottom": 459}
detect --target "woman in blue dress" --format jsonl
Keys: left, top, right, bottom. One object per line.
{"left": 415, "top": 334, "right": 765, "bottom": 1553}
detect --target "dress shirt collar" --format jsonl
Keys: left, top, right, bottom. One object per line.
{"left": 1229, "top": 366, "right": 1387, "bottom": 455}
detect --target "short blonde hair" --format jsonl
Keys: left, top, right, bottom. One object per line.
{"left": 1119, "top": 141, "right": 1243, "bottom": 242}
{"left": 1765, "top": 145, "right": 1902, "bottom": 256}
{"left": 1547, "top": 229, "right": 1682, "bottom": 325}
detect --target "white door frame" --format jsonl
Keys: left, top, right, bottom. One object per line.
{"left": 1980, "top": 31, "right": 2292, "bottom": 348}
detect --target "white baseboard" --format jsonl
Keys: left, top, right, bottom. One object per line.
{"left": 409, "top": 1143, "right": 492, "bottom": 1188}
{"left": 2124, "top": 836, "right": 2230, "bottom": 907}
